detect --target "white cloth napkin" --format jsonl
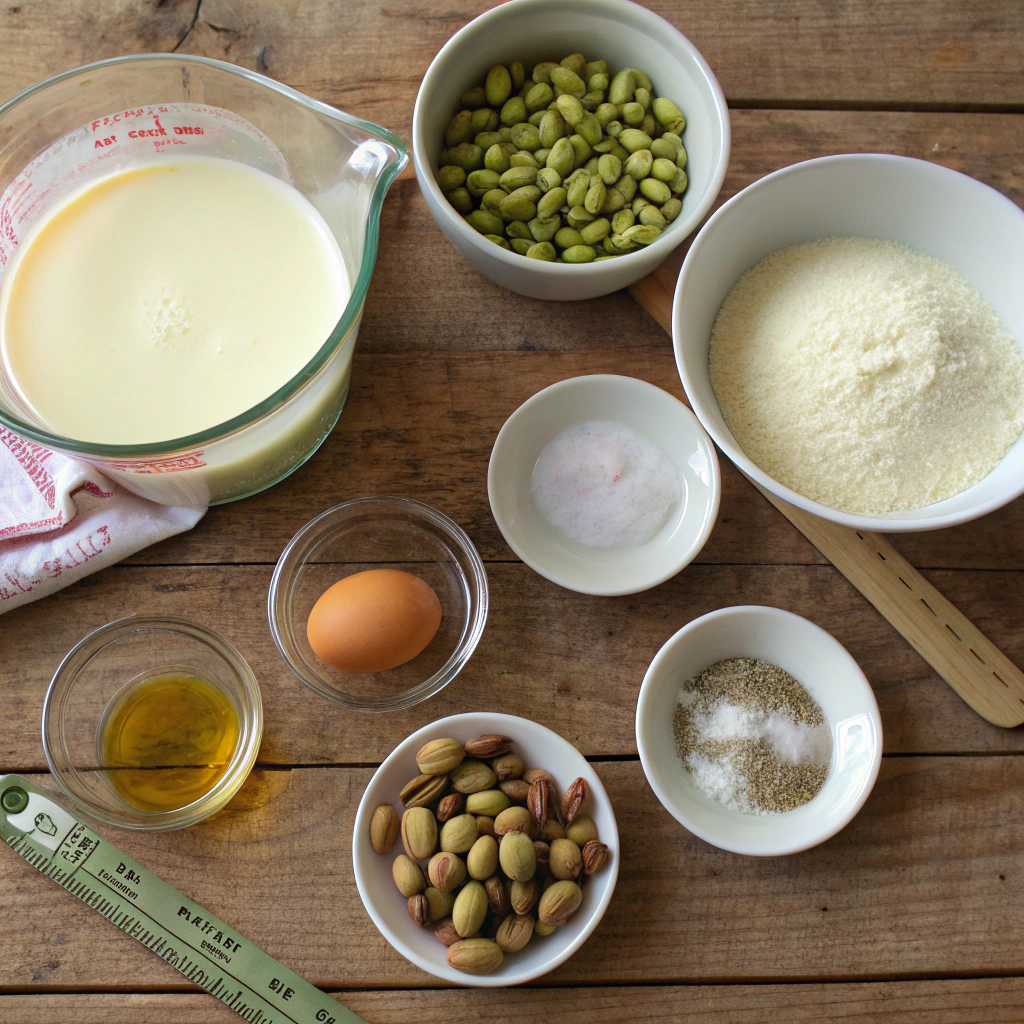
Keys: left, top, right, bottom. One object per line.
{"left": 0, "top": 428, "right": 205, "bottom": 613}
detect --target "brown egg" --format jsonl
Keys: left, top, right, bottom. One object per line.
{"left": 306, "top": 569, "right": 442, "bottom": 673}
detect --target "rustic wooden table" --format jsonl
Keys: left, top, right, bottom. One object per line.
{"left": 2, "top": 1, "right": 1023, "bottom": 1020}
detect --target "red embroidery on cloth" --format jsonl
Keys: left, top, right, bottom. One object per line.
{"left": 0, "top": 512, "right": 65, "bottom": 540}
{"left": 80, "top": 480, "right": 115, "bottom": 499}
{"left": 109, "top": 452, "right": 206, "bottom": 474}
{"left": 0, "top": 524, "right": 112, "bottom": 601}
{"left": 0, "top": 428, "right": 56, "bottom": 507}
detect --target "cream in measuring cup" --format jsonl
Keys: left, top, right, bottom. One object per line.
{"left": 0, "top": 155, "right": 350, "bottom": 445}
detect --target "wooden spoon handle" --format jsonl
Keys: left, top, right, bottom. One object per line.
{"left": 629, "top": 266, "right": 1024, "bottom": 728}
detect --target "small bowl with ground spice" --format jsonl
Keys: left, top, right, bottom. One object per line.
{"left": 635, "top": 605, "right": 881, "bottom": 856}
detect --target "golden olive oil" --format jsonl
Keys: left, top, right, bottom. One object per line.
{"left": 100, "top": 672, "right": 239, "bottom": 813}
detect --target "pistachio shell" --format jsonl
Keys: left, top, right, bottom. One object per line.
{"left": 446, "top": 937, "right": 504, "bottom": 975}
{"left": 452, "top": 880, "right": 489, "bottom": 938}
{"left": 440, "top": 813, "right": 479, "bottom": 854}
{"left": 498, "top": 830, "right": 537, "bottom": 881}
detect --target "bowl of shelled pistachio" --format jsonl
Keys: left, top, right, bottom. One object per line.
{"left": 352, "top": 712, "right": 619, "bottom": 985}
{"left": 412, "top": 0, "right": 730, "bottom": 300}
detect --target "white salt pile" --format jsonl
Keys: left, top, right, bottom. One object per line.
{"left": 531, "top": 419, "right": 680, "bottom": 548}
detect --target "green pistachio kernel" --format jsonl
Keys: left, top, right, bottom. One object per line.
{"left": 676, "top": 145, "right": 688, "bottom": 171}
{"left": 554, "top": 226, "right": 585, "bottom": 248}
{"left": 650, "top": 138, "right": 677, "bottom": 161}
{"left": 555, "top": 93, "right": 585, "bottom": 126}
{"left": 500, "top": 186, "right": 539, "bottom": 222}
{"left": 550, "top": 66, "right": 586, "bottom": 99}
{"left": 601, "top": 188, "right": 626, "bottom": 214}
{"left": 634, "top": 87, "right": 652, "bottom": 111}
{"left": 437, "top": 165, "right": 466, "bottom": 193}
{"left": 621, "top": 223, "right": 662, "bottom": 246}
{"left": 562, "top": 244, "right": 596, "bottom": 263}
{"left": 605, "top": 119, "right": 623, "bottom": 138}
{"left": 535, "top": 166, "right": 562, "bottom": 193}
{"left": 510, "top": 237, "right": 532, "bottom": 255}
{"left": 537, "top": 186, "right": 568, "bottom": 220}
{"left": 592, "top": 138, "right": 616, "bottom": 153}
{"left": 638, "top": 205, "right": 667, "bottom": 229}
{"left": 509, "top": 152, "right": 539, "bottom": 169}
{"left": 638, "top": 177, "right": 671, "bottom": 204}
{"left": 623, "top": 149, "right": 653, "bottom": 180}
{"left": 597, "top": 154, "right": 622, "bottom": 185}
{"left": 568, "top": 134, "right": 592, "bottom": 167}
{"left": 475, "top": 131, "right": 504, "bottom": 150}
{"left": 486, "top": 65, "right": 513, "bottom": 107}
{"left": 499, "top": 165, "right": 538, "bottom": 190}
{"left": 485, "top": 233, "right": 511, "bottom": 249}
{"left": 539, "top": 109, "right": 567, "bottom": 148}
{"left": 584, "top": 157, "right": 601, "bottom": 176}
{"left": 465, "top": 208, "right": 504, "bottom": 235}
{"left": 461, "top": 86, "right": 487, "bottom": 109}
{"left": 532, "top": 60, "right": 560, "bottom": 84}
{"left": 447, "top": 187, "right": 472, "bottom": 215}
{"left": 545, "top": 137, "right": 575, "bottom": 178}
{"left": 641, "top": 114, "right": 658, "bottom": 137}
{"left": 631, "top": 195, "right": 652, "bottom": 215}
{"left": 631, "top": 68, "right": 653, "bottom": 91}
{"left": 577, "top": 111, "right": 603, "bottom": 146}
{"left": 444, "top": 109, "right": 475, "bottom": 147}
{"left": 566, "top": 205, "right": 596, "bottom": 229}
{"left": 608, "top": 69, "right": 636, "bottom": 106}
{"left": 526, "top": 240, "right": 557, "bottom": 261}
{"left": 618, "top": 128, "right": 653, "bottom": 153}
{"left": 534, "top": 147, "right": 551, "bottom": 165}
{"left": 621, "top": 102, "right": 645, "bottom": 126}
{"left": 661, "top": 197, "right": 683, "bottom": 222}
{"left": 652, "top": 96, "right": 684, "bottom": 127}
{"left": 470, "top": 108, "right": 499, "bottom": 134}
{"left": 579, "top": 217, "right": 611, "bottom": 244}
{"left": 670, "top": 167, "right": 688, "bottom": 193}
{"left": 614, "top": 173, "right": 638, "bottom": 201}
{"left": 482, "top": 188, "right": 507, "bottom": 214}
{"left": 584, "top": 180, "right": 607, "bottom": 215}
{"left": 565, "top": 170, "right": 590, "bottom": 207}
{"left": 506, "top": 219, "right": 533, "bottom": 239}
{"left": 583, "top": 59, "right": 609, "bottom": 79}
{"left": 511, "top": 122, "right": 542, "bottom": 151}
{"left": 651, "top": 157, "right": 677, "bottom": 182}
{"left": 528, "top": 215, "right": 560, "bottom": 242}
{"left": 581, "top": 91, "right": 605, "bottom": 111}
{"left": 611, "top": 208, "right": 635, "bottom": 234}
{"left": 499, "top": 95, "right": 527, "bottom": 126}
{"left": 560, "top": 52, "right": 587, "bottom": 76}
{"left": 662, "top": 130, "right": 683, "bottom": 153}
{"left": 525, "top": 82, "right": 554, "bottom": 113}
{"left": 527, "top": 110, "right": 547, "bottom": 127}
{"left": 466, "top": 169, "right": 501, "bottom": 197}
{"left": 510, "top": 60, "right": 525, "bottom": 89}
{"left": 447, "top": 143, "right": 484, "bottom": 172}
{"left": 484, "top": 144, "right": 511, "bottom": 173}
{"left": 594, "top": 102, "right": 619, "bottom": 128}
{"left": 588, "top": 73, "right": 609, "bottom": 93}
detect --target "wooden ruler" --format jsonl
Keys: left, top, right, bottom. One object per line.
{"left": 629, "top": 258, "right": 1024, "bottom": 728}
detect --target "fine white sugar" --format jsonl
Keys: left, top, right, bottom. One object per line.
{"left": 709, "top": 237, "right": 1024, "bottom": 516}
{"left": 687, "top": 697, "right": 833, "bottom": 765}
{"left": 531, "top": 419, "right": 681, "bottom": 548}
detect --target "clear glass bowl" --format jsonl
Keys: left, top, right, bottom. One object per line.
{"left": 268, "top": 496, "right": 488, "bottom": 711}
{"left": 42, "top": 616, "right": 263, "bottom": 830}
{"left": 0, "top": 54, "right": 407, "bottom": 505}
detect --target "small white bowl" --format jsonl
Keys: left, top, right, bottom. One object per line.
{"left": 635, "top": 606, "right": 882, "bottom": 857}
{"left": 413, "top": 0, "right": 730, "bottom": 301}
{"left": 673, "top": 153, "right": 1024, "bottom": 532}
{"left": 353, "top": 712, "right": 619, "bottom": 986}
{"left": 488, "top": 374, "right": 720, "bottom": 596}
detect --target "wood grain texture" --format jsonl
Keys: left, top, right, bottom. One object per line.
{"left": 6, "top": 977, "right": 1024, "bottom": 1023}
{"left": 1, "top": 759, "right": 1022, "bottom": 990}
{"left": 4, "top": 563, "right": 1024, "bottom": 769}
{"left": 3, "top": 0, "right": 1021, "bottom": 114}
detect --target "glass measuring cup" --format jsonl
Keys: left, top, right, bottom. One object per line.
{"left": 0, "top": 54, "right": 407, "bottom": 505}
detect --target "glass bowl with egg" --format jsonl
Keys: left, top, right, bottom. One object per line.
{"left": 0, "top": 54, "right": 407, "bottom": 506}
{"left": 43, "top": 616, "right": 263, "bottom": 831}
{"left": 268, "top": 497, "right": 488, "bottom": 711}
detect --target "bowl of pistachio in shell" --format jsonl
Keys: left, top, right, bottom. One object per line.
{"left": 352, "top": 712, "right": 619, "bottom": 985}
{"left": 412, "top": 0, "right": 730, "bottom": 301}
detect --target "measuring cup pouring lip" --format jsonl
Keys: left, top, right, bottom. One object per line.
{"left": 42, "top": 615, "right": 264, "bottom": 831}
{"left": 0, "top": 52, "right": 409, "bottom": 460}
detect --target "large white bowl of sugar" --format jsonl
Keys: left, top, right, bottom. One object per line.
{"left": 673, "top": 153, "right": 1024, "bottom": 532}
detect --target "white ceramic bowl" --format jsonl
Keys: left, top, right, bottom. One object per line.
{"left": 353, "top": 712, "right": 619, "bottom": 986}
{"left": 413, "top": 0, "right": 730, "bottom": 300}
{"left": 635, "top": 606, "right": 882, "bottom": 856}
{"left": 673, "top": 153, "right": 1024, "bottom": 532}
{"left": 488, "top": 374, "right": 720, "bottom": 595}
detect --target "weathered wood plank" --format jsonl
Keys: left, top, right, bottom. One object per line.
{"left": 4, "top": 1, "right": 1021, "bottom": 113}
{"left": 3, "top": 563, "right": 1024, "bottom": 769}
{"left": 6, "top": 976, "right": 1024, "bottom": 1023}
{"left": 1, "top": 759, "right": 1022, "bottom": 989}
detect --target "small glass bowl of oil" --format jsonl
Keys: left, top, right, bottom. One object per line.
{"left": 43, "top": 617, "right": 262, "bottom": 830}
